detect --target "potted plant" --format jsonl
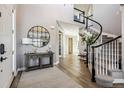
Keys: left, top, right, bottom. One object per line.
{"left": 79, "top": 31, "right": 98, "bottom": 45}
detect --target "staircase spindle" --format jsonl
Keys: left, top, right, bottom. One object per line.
{"left": 115, "top": 40, "right": 117, "bottom": 69}
{"left": 116, "top": 40, "right": 119, "bottom": 69}
{"left": 100, "top": 47, "right": 102, "bottom": 75}
{"left": 89, "top": 46, "right": 91, "bottom": 64}
{"left": 117, "top": 40, "right": 119, "bottom": 69}
{"left": 106, "top": 45, "right": 107, "bottom": 75}
{"left": 89, "top": 47, "right": 90, "bottom": 64}
{"left": 90, "top": 46, "right": 92, "bottom": 64}
{"left": 109, "top": 43, "right": 111, "bottom": 70}
{"left": 102, "top": 46, "right": 104, "bottom": 75}
{"left": 98, "top": 47, "right": 100, "bottom": 74}
{"left": 88, "top": 46, "right": 91, "bottom": 64}
{"left": 112, "top": 42, "right": 113, "bottom": 69}
{"left": 96, "top": 48, "right": 98, "bottom": 75}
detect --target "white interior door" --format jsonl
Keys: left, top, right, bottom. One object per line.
{"left": 68, "top": 37, "right": 73, "bottom": 54}
{"left": 0, "top": 5, "right": 14, "bottom": 88}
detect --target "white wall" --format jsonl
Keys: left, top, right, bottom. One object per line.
{"left": 93, "top": 4, "right": 121, "bottom": 35}
{"left": 16, "top": 4, "right": 74, "bottom": 68}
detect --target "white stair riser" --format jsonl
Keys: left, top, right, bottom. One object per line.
{"left": 112, "top": 71, "right": 123, "bottom": 79}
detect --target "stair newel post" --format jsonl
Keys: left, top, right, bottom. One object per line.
{"left": 91, "top": 46, "right": 96, "bottom": 82}
{"left": 86, "top": 44, "right": 89, "bottom": 67}
{"left": 86, "top": 16, "right": 89, "bottom": 68}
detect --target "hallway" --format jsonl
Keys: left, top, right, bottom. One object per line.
{"left": 57, "top": 55, "right": 97, "bottom": 88}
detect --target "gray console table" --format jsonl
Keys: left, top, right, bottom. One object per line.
{"left": 25, "top": 52, "right": 54, "bottom": 71}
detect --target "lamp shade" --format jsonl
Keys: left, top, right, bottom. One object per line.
{"left": 22, "top": 38, "right": 32, "bottom": 45}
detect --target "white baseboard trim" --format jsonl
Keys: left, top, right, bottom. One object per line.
{"left": 113, "top": 79, "right": 124, "bottom": 83}
{"left": 54, "top": 61, "right": 59, "bottom": 65}
{"left": 17, "top": 67, "right": 26, "bottom": 71}
{"left": 7, "top": 75, "right": 14, "bottom": 88}
{"left": 13, "top": 70, "right": 18, "bottom": 76}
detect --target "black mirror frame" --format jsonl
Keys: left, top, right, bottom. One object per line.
{"left": 27, "top": 26, "right": 50, "bottom": 48}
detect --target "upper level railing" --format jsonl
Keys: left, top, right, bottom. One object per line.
{"left": 74, "top": 8, "right": 103, "bottom": 45}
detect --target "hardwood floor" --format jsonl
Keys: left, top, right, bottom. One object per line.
{"left": 57, "top": 55, "right": 97, "bottom": 88}
{"left": 10, "top": 71, "right": 22, "bottom": 88}
{"left": 57, "top": 55, "right": 124, "bottom": 88}
{"left": 10, "top": 55, "right": 124, "bottom": 88}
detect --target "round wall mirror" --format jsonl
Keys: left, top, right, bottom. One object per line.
{"left": 27, "top": 26, "right": 50, "bottom": 47}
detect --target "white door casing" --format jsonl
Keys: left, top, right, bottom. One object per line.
{"left": 0, "top": 5, "right": 14, "bottom": 88}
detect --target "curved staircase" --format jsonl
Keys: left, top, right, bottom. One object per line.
{"left": 74, "top": 8, "right": 122, "bottom": 87}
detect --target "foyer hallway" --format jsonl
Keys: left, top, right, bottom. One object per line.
{"left": 57, "top": 55, "right": 97, "bottom": 88}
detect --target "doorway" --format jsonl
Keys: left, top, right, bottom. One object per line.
{"left": 57, "top": 21, "right": 79, "bottom": 57}
{"left": 68, "top": 37, "right": 73, "bottom": 55}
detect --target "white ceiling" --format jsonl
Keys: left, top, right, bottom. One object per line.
{"left": 74, "top": 4, "right": 91, "bottom": 15}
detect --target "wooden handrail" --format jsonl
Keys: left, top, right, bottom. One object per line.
{"left": 92, "top": 35, "right": 121, "bottom": 48}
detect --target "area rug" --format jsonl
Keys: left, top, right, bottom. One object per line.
{"left": 17, "top": 67, "right": 82, "bottom": 88}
